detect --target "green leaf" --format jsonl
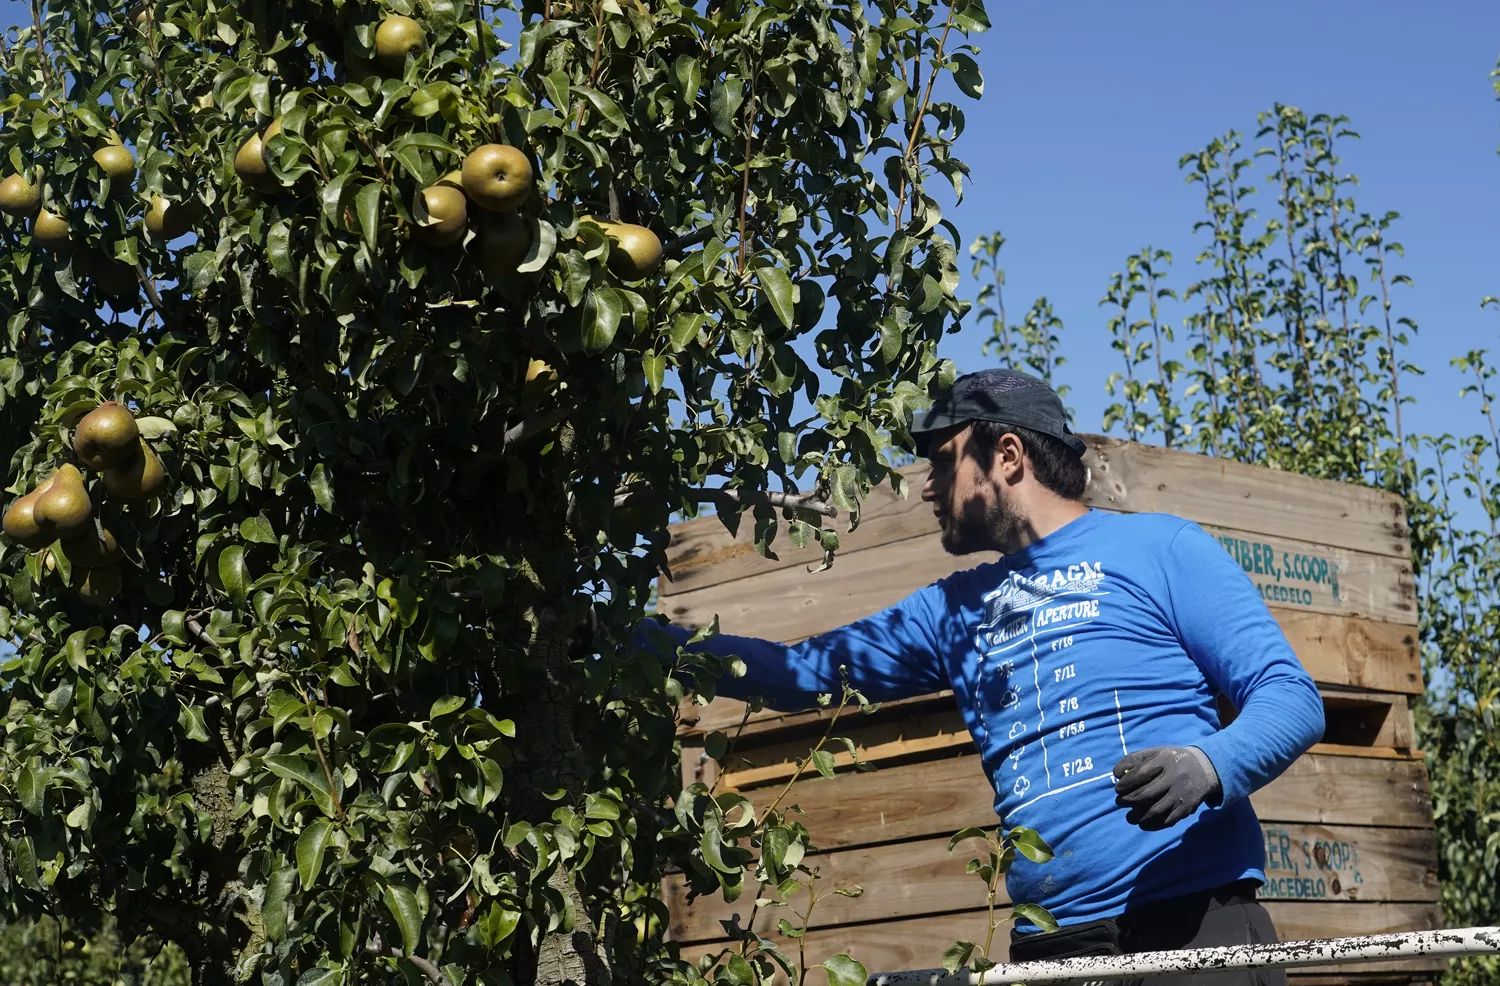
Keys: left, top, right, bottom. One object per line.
{"left": 218, "top": 545, "right": 250, "bottom": 602}
{"left": 573, "top": 85, "right": 627, "bottom": 129}
{"left": 476, "top": 901, "right": 522, "bottom": 948}
{"left": 264, "top": 754, "right": 335, "bottom": 816}
{"left": 320, "top": 171, "right": 354, "bottom": 226}
{"left": 134, "top": 415, "right": 178, "bottom": 439}
{"left": 17, "top": 764, "right": 47, "bottom": 816}
{"left": 430, "top": 694, "right": 466, "bottom": 718}
{"left": 382, "top": 883, "right": 425, "bottom": 955}
{"left": 822, "top": 954, "right": 868, "bottom": 986}
{"left": 810, "top": 749, "right": 836, "bottom": 778}
{"left": 642, "top": 352, "right": 666, "bottom": 394}
{"left": 1010, "top": 825, "right": 1055, "bottom": 863}
{"left": 297, "top": 817, "right": 333, "bottom": 887}
{"left": 1012, "top": 902, "right": 1060, "bottom": 933}
{"left": 710, "top": 78, "right": 745, "bottom": 137}
{"left": 516, "top": 218, "right": 557, "bottom": 274}
{"left": 674, "top": 54, "right": 703, "bottom": 103}
{"left": 178, "top": 705, "right": 212, "bottom": 742}
{"left": 263, "top": 862, "right": 297, "bottom": 941}
{"left": 267, "top": 220, "right": 293, "bottom": 277}
{"left": 297, "top": 970, "right": 342, "bottom": 986}
{"left": 582, "top": 287, "right": 624, "bottom": 353}
{"left": 947, "top": 827, "right": 989, "bottom": 852}
{"left": 757, "top": 266, "right": 795, "bottom": 329}
{"left": 184, "top": 251, "right": 219, "bottom": 293}
{"left": 64, "top": 629, "right": 90, "bottom": 671}
{"left": 941, "top": 940, "right": 975, "bottom": 974}
{"left": 310, "top": 464, "right": 334, "bottom": 510}
{"left": 950, "top": 52, "right": 983, "bottom": 99}
{"left": 518, "top": 19, "right": 580, "bottom": 68}
{"left": 240, "top": 515, "right": 276, "bottom": 543}
{"left": 355, "top": 182, "right": 383, "bottom": 251}
{"left": 668, "top": 313, "right": 704, "bottom": 352}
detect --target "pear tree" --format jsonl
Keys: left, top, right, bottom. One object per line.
{"left": 0, "top": 1, "right": 987, "bottom": 983}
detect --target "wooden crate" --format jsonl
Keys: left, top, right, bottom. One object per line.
{"left": 656, "top": 436, "right": 1438, "bottom": 985}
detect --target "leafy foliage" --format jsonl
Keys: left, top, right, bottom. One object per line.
{"left": 0, "top": 915, "right": 189, "bottom": 985}
{"left": 0, "top": 0, "right": 994, "bottom": 983}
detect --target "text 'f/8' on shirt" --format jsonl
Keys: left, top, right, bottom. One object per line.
{"left": 643, "top": 509, "right": 1326, "bottom": 928}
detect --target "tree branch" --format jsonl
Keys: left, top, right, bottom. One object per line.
{"left": 29, "top": 0, "right": 52, "bottom": 93}
{"left": 736, "top": 93, "right": 758, "bottom": 274}
{"left": 135, "top": 262, "right": 170, "bottom": 324}
{"left": 460, "top": 404, "right": 572, "bottom": 486}
{"left": 662, "top": 224, "right": 715, "bottom": 258}
{"left": 891, "top": 2, "right": 958, "bottom": 237}
{"left": 614, "top": 485, "right": 836, "bottom": 518}
{"left": 366, "top": 943, "right": 455, "bottom": 986}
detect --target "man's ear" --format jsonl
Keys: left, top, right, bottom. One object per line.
{"left": 996, "top": 432, "right": 1027, "bottom": 482}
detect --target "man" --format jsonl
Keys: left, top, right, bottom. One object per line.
{"left": 643, "top": 368, "right": 1324, "bottom": 985}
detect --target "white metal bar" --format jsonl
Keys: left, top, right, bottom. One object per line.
{"left": 869, "top": 927, "right": 1500, "bottom": 986}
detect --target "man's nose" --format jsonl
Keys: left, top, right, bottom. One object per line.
{"left": 921, "top": 473, "right": 938, "bottom": 502}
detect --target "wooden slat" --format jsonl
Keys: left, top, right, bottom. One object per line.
{"left": 660, "top": 522, "right": 1416, "bottom": 665}
{"left": 674, "top": 902, "right": 1444, "bottom": 983}
{"left": 665, "top": 823, "right": 1438, "bottom": 944}
{"left": 659, "top": 437, "right": 1411, "bottom": 600}
{"left": 706, "top": 753, "right": 1433, "bottom": 854}
{"left": 1083, "top": 437, "right": 1410, "bottom": 559}
{"left": 1276, "top": 613, "right": 1422, "bottom": 695}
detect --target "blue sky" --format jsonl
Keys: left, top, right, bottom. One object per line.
{"left": 946, "top": 1, "right": 1500, "bottom": 445}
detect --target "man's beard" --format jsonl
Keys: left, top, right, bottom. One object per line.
{"left": 939, "top": 489, "right": 1024, "bottom": 556}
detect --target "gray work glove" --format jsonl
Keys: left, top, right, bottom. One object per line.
{"left": 1111, "top": 746, "right": 1222, "bottom": 830}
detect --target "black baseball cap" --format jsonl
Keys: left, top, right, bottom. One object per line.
{"left": 909, "top": 368, "right": 1087, "bottom": 459}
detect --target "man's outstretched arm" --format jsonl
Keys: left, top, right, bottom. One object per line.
{"left": 634, "top": 582, "right": 950, "bottom": 712}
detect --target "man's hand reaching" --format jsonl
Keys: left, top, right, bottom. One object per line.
{"left": 1112, "top": 746, "right": 1223, "bottom": 830}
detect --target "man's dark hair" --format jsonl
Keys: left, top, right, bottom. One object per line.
{"left": 969, "top": 419, "right": 1089, "bottom": 500}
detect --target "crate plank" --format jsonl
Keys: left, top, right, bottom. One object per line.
{"left": 660, "top": 523, "right": 1416, "bottom": 671}
{"left": 1083, "top": 437, "right": 1410, "bottom": 559}
{"left": 665, "top": 823, "right": 1437, "bottom": 944}
{"left": 702, "top": 753, "right": 1432, "bottom": 854}
{"left": 659, "top": 437, "right": 1410, "bottom": 598}
{"left": 673, "top": 901, "right": 1444, "bottom": 983}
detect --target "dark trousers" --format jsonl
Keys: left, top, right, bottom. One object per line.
{"left": 1009, "top": 880, "right": 1286, "bottom": 986}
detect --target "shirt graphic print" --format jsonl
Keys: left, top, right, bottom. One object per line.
{"left": 974, "top": 560, "right": 1126, "bottom": 818}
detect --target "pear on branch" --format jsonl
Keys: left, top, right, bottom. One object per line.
{"left": 144, "top": 195, "right": 195, "bottom": 239}
{"left": 461, "top": 144, "right": 533, "bottom": 212}
{"left": 0, "top": 173, "right": 42, "bottom": 217}
{"left": 32, "top": 464, "right": 93, "bottom": 540}
{"left": 77, "top": 563, "right": 123, "bottom": 604}
{"left": 474, "top": 210, "right": 533, "bottom": 276}
{"left": 586, "top": 217, "right": 663, "bottom": 279}
{"left": 93, "top": 142, "right": 137, "bottom": 190}
{"left": 234, "top": 130, "right": 279, "bottom": 192}
{"left": 413, "top": 171, "right": 469, "bottom": 247}
{"left": 61, "top": 527, "right": 122, "bottom": 567}
{"left": 74, "top": 402, "right": 142, "bottom": 470}
{"left": 101, "top": 438, "right": 166, "bottom": 501}
{"left": 32, "top": 208, "right": 70, "bottom": 248}
{"left": 3, "top": 475, "right": 58, "bottom": 550}
{"left": 374, "top": 15, "right": 424, "bottom": 74}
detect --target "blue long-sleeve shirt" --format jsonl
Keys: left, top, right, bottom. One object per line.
{"left": 645, "top": 509, "right": 1326, "bottom": 926}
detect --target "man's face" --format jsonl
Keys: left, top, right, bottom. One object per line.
{"left": 920, "top": 423, "right": 1023, "bottom": 555}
